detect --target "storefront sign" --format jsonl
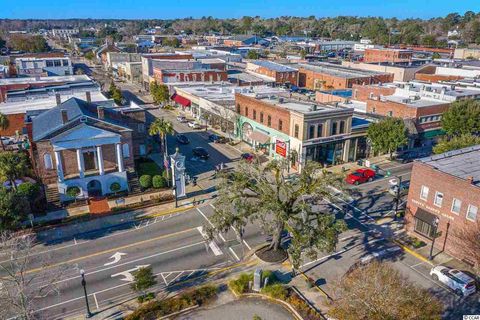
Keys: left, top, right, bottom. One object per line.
{"left": 411, "top": 199, "right": 441, "bottom": 215}
{"left": 275, "top": 139, "right": 287, "bottom": 157}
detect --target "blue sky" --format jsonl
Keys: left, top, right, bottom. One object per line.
{"left": 0, "top": 0, "right": 478, "bottom": 19}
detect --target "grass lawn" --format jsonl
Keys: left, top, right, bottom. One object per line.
{"left": 136, "top": 159, "right": 163, "bottom": 176}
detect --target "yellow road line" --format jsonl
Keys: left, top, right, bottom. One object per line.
{"left": 300, "top": 272, "right": 331, "bottom": 300}
{"left": 392, "top": 239, "right": 434, "bottom": 266}
{"left": 25, "top": 227, "right": 198, "bottom": 274}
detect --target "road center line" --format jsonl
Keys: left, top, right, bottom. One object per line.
{"left": 24, "top": 227, "right": 199, "bottom": 275}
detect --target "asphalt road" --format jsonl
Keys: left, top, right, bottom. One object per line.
{"left": 0, "top": 204, "right": 265, "bottom": 319}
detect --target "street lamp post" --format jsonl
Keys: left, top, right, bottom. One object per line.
{"left": 394, "top": 175, "right": 402, "bottom": 220}
{"left": 80, "top": 269, "right": 93, "bottom": 318}
{"left": 428, "top": 217, "right": 440, "bottom": 261}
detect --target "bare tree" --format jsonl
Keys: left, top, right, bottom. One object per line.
{"left": 0, "top": 232, "right": 69, "bottom": 319}
{"left": 329, "top": 261, "right": 443, "bottom": 320}
{"left": 450, "top": 221, "right": 480, "bottom": 272}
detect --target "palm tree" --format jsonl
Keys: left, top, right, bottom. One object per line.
{"left": 0, "top": 152, "right": 29, "bottom": 191}
{"left": 148, "top": 117, "right": 174, "bottom": 179}
{"left": 0, "top": 113, "right": 10, "bottom": 151}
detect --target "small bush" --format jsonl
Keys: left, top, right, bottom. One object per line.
{"left": 229, "top": 273, "right": 253, "bottom": 294}
{"left": 17, "top": 182, "right": 40, "bottom": 200}
{"left": 412, "top": 238, "right": 426, "bottom": 248}
{"left": 262, "top": 270, "right": 278, "bottom": 285}
{"left": 261, "top": 283, "right": 288, "bottom": 300}
{"left": 152, "top": 175, "right": 167, "bottom": 189}
{"left": 110, "top": 182, "right": 121, "bottom": 193}
{"left": 66, "top": 186, "right": 81, "bottom": 198}
{"left": 139, "top": 175, "right": 152, "bottom": 189}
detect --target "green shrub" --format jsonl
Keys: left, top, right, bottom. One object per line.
{"left": 152, "top": 175, "right": 167, "bottom": 189}
{"left": 412, "top": 238, "right": 426, "bottom": 248}
{"left": 139, "top": 175, "right": 152, "bottom": 189}
{"left": 17, "top": 182, "right": 40, "bottom": 200}
{"left": 66, "top": 186, "right": 81, "bottom": 198}
{"left": 262, "top": 270, "right": 278, "bottom": 284}
{"left": 110, "top": 182, "right": 121, "bottom": 193}
{"left": 261, "top": 283, "right": 288, "bottom": 300}
{"left": 229, "top": 273, "right": 253, "bottom": 294}
{"left": 189, "top": 285, "right": 217, "bottom": 305}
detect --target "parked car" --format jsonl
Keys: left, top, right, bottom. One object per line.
{"left": 176, "top": 115, "right": 187, "bottom": 123}
{"left": 388, "top": 181, "right": 410, "bottom": 197}
{"left": 192, "top": 147, "right": 209, "bottom": 159}
{"left": 430, "top": 266, "right": 477, "bottom": 296}
{"left": 188, "top": 121, "right": 201, "bottom": 129}
{"left": 241, "top": 153, "right": 254, "bottom": 162}
{"left": 395, "top": 150, "right": 431, "bottom": 163}
{"left": 0, "top": 137, "right": 14, "bottom": 145}
{"left": 345, "top": 168, "right": 376, "bottom": 185}
{"left": 176, "top": 134, "right": 190, "bottom": 144}
{"left": 209, "top": 134, "right": 228, "bottom": 143}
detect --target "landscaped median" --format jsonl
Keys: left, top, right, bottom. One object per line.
{"left": 228, "top": 271, "right": 324, "bottom": 320}
{"left": 124, "top": 285, "right": 218, "bottom": 320}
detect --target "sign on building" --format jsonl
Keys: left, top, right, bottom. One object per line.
{"left": 275, "top": 139, "right": 287, "bottom": 158}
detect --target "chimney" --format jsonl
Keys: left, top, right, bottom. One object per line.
{"left": 97, "top": 106, "right": 105, "bottom": 120}
{"left": 85, "top": 91, "right": 91, "bottom": 103}
{"left": 467, "top": 176, "right": 474, "bottom": 185}
{"left": 55, "top": 93, "right": 61, "bottom": 105}
{"left": 61, "top": 109, "right": 68, "bottom": 124}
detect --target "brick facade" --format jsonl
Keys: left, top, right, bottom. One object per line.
{"left": 0, "top": 113, "right": 26, "bottom": 136}
{"left": 406, "top": 161, "right": 480, "bottom": 267}
{"left": 414, "top": 73, "right": 464, "bottom": 83}
{"left": 363, "top": 48, "right": 413, "bottom": 63}
{"left": 351, "top": 84, "right": 396, "bottom": 102}
{"left": 298, "top": 67, "right": 393, "bottom": 90}
{"left": 366, "top": 98, "right": 449, "bottom": 122}
{"left": 153, "top": 68, "right": 228, "bottom": 83}
{"left": 235, "top": 93, "right": 291, "bottom": 136}
{"left": 251, "top": 66, "right": 298, "bottom": 85}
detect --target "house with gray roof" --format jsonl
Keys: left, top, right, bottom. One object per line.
{"left": 27, "top": 97, "right": 147, "bottom": 204}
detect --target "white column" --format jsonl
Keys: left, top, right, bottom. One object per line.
{"left": 54, "top": 150, "right": 64, "bottom": 182}
{"left": 97, "top": 146, "right": 105, "bottom": 175}
{"left": 76, "top": 148, "right": 85, "bottom": 178}
{"left": 115, "top": 143, "right": 124, "bottom": 172}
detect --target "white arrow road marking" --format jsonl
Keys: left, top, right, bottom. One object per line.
{"left": 104, "top": 252, "right": 127, "bottom": 266}
{"left": 197, "top": 226, "right": 223, "bottom": 256}
{"left": 111, "top": 265, "right": 150, "bottom": 282}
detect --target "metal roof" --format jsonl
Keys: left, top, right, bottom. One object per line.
{"left": 250, "top": 60, "right": 298, "bottom": 72}
{"left": 418, "top": 145, "right": 480, "bottom": 187}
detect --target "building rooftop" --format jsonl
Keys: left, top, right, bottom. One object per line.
{"left": 250, "top": 60, "right": 298, "bottom": 72}
{"left": 227, "top": 70, "right": 273, "bottom": 83}
{"left": 298, "top": 62, "right": 389, "bottom": 79}
{"left": 418, "top": 145, "right": 480, "bottom": 187}
{"left": 0, "top": 75, "right": 91, "bottom": 86}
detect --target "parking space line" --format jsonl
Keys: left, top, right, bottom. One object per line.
{"left": 197, "top": 207, "right": 227, "bottom": 242}
{"left": 168, "top": 271, "right": 184, "bottom": 285}
{"left": 93, "top": 293, "right": 99, "bottom": 310}
{"left": 196, "top": 226, "right": 223, "bottom": 256}
{"left": 209, "top": 203, "right": 253, "bottom": 251}
{"left": 400, "top": 260, "right": 454, "bottom": 294}
{"left": 160, "top": 273, "right": 168, "bottom": 285}
{"left": 410, "top": 262, "right": 425, "bottom": 268}
{"left": 229, "top": 247, "right": 240, "bottom": 261}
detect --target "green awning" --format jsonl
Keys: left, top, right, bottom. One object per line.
{"left": 422, "top": 129, "right": 445, "bottom": 139}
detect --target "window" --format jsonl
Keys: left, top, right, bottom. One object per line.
{"left": 44, "top": 153, "right": 53, "bottom": 170}
{"left": 46, "top": 60, "right": 54, "bottom": 67}
{"left": 122, "top": 143, "right": 130, "bottom": 158}
{"left": 294, "top": 124, "right": 299, "bottom": 138}
{"left": 139, "top": 144, "right": 146, "bottom": 156}
{"left": 54, "top": 60, "right": 61, "bottom": 67}
{"left": 339, "top": 121, "right": 345, "bottom": 134}
{"left": 467, "top": 205, "right": 478, "bottom": 221}
{"left": 451, "top": 198, "right": 462, "bottom": 215}
{"left": 236, "top": 104, "right": 240, "bottom": 113}
{"left": 309, "top": 125, "right": 315, "bottom": 139}
{"left": 278, "top": 119, "right": 283, "bottom": 131}
{"left": 267, "top": 115, "right": 271, "bottom": 126}
{"left": 62, "top": 59, "right": 69, "bottom": 66}
{"left": 434, "top": 192, "right": 443, "bottom": 207}
{"left": 260, "top": 112, "right": 264, "bottom": 123}
{"left": 331, "top": 122, "right": 338, "bottom": 135}
{"left": 372, "top": 107, "right": 376, "bottom": 113}
{"left": 414, "top": 218, "right": 435, "bottom": 238}
{"left": 253, "top": 110, "right": 257, "bottom": 120}
{"left": 387, "top": 111, "right": 393, "bottom": 117}
{"left": 317, "top": 124, "right": 323, "bottom": 137}
{"left": 138, "top": 123, "right": 145, "bottom": 133}
{"left": 245, "top": 107, "right": 249, "bottom": 117}
{"left": 420, "top": 185, "right": 429, "bottom": 200}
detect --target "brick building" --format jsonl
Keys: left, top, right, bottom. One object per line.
{"left": 235, "top": 93, "right": 372, "bottom": 171}
{"left": 363, "top": 48, "right": 413, "bottom": 63}
{"left": 27, "top": 97, "right": 147, "bottom": 204}
{"left": 153, "top": 68, "right": 227, "bottom": 83}
{"left": 405, "top": 145, "right": 480, "bottom": 268}
{"left": 298, "top": 63, "right": 393, "bottom": 90}
{"left": 351, "top": 83, "right": 396, "bottom": 102}
{"left": 245, "top": 60, "right": 298, "bottom": 85}
{"left": 223, "top": 35, "right": 261, "bottom": 47}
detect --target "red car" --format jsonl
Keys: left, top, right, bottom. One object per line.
{"left": 241, "top": 153, "right": 254, "bottom": 163}
{"left": 345, "top": 168, "right": 376, "bottom": 185}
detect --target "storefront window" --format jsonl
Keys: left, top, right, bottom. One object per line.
{"left": 414, "top": 218, "right": 435, "bottom": 238}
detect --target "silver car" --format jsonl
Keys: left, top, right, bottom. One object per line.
{"left": 430, "top": 265, "right": 476, "bottom": 296}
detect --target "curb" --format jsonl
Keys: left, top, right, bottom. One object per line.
{"left": 392, "top": 239, "right": 434, "bottom": 266}
{"left": 299, "top": 272, "right": 332, "bottom": 301}
{"left": 137, "top": 205, "right": 195, "bottom": 219}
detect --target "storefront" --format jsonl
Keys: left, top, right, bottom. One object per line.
{"left": 303, "top": 136, "right": 368, "bottom": 166}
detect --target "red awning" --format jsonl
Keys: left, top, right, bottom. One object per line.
{"left": 171, "top": 94, "right": 191, "bottom": 107}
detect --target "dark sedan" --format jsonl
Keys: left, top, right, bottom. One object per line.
{"left": 192, "top": 147, "right": 209, "bottom": 159}
{"left": 176, "top": 134, "right": 190, "bottom": 144}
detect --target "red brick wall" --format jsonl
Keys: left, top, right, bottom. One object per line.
{"left": 352, "top": 84, "right": 396, "bottom": 102}
{"left": 366, "top": 98, "right": 449, "bottom": 121}
{"left": 406, "top": 161, "right": 480, "bottom": 267}
{"left": 223, "top": 40, "right": 243, "bottom": 47}
{"left": 415, "top": 73, "right": 464, "bottom": 83}
{"left": 253, "top": 66, "right": 298, "bottom": 85}
{"left": 0, "top": 113, "right": 26, "bottom": 136}
{"left": 154, "top": 69, "right": 227, "bottom": 83}
{"left": 364, "top": 49, "right": 413, "bottom": 63}
{"left": 235, "top": 93, "right": 290, "bottom": 135}
{"left": 299, "top": 68, "right": 393, "bottom": 90}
